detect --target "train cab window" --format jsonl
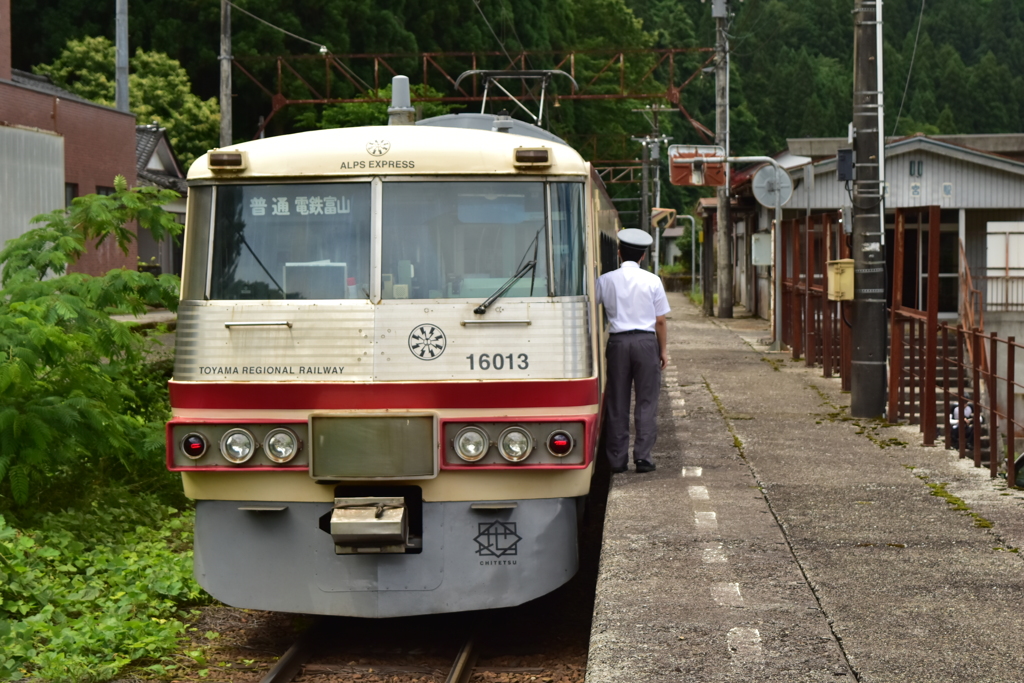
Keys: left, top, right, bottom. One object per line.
{"left": 551, "top": 183, "right": 585, "bottom": 296}
{"left": 381, "top": 181, "right": 549, "bottom": 300}
{"left": 208, "top": 183, "right": 371, "bottom": 300}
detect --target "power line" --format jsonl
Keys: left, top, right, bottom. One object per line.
{"left": 891, "top": 0, "right": 926, "bottom": 136}
{"left": 472, "top": 0, "right": 516, "bottom": 68}
{"left": 225, "top": 1, "right": 370, "bottom": 91}
{"left": 227, "top": 1, "right": 323, "bottom": 51}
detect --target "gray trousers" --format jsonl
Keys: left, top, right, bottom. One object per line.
{"left": 604, "top": 333, "right": 661, "bottom": 468}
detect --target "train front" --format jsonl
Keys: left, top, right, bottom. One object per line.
{"left": 167, "top": 116, "right": 601, "bottom": 617}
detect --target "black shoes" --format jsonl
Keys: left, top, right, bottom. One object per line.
{"left": 611, "top": 465, "right": 628, "bottom": 473}
{"left": 635, "top": 460, "right": 656, "bottom": 473}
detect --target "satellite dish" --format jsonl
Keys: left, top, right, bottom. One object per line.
{"left": 752, "top": 165, "right": 793, "bottom": 208}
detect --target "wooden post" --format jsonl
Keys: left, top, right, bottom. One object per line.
{"left": 989, "top": 332, "right": 999, "bottom": 477}
{"left": 957, "top": 326, "right": 967, "bottom": 458}
{"left": 922, "top": 206, "right": 940, "bottom": 445}
{"left": 805, "top": 215, "right": 815, "bottom": 367}
{"left": 823, "top": 214, "right": 834, "bottom": 378}
{"left": 888, "top": 210, "right": 906, "bottom": 422}
{"left": 1008, "top": 339, "right": 1017, "bottom": 487}
{"left": 973, "top": 328, "right": 983, "bottom": 467}
{"left": 942, "top": 325, "right": 951, "bottom": 449}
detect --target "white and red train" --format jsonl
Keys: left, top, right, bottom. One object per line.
{"left": 167, "top": 86, "right": 623, "bottom": 617}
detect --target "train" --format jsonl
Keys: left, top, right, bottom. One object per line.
{"left": 166, "top": 78, "right": 623, "bottom": 617}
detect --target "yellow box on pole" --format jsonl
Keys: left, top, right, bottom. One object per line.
{"left": 826, "top": 259, "right": 855, "bottom": 301}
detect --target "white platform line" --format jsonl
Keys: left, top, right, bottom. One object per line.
{"left": 687, "top": 485, "right": 709, "bottom": 500}
{"left": 703, "top": 543, "right": 727, "bottom": 563}
{"left": 681, "top": 466, "right": 703, "bottom": 478}
{"left": 727, "top": 627, "right": 763, "bottom": 661}
{"left": 695, "top": 511, "right": 718, "bottom": 530}
{"left": 712, "top": 582, "right": 744, "bottom": 607}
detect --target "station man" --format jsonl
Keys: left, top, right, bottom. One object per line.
{"left": 595, "top": 228, "right": 670, "bottom": 474}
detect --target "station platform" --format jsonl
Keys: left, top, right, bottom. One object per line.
{"left": 586, "top": 291, "right": 1024, "bottom": 682}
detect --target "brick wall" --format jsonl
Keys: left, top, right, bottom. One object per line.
{"left": 0, "top": 0, "right": 10, "bottom": 81}
{"left": 0, "top": 84, "right": 139, "bottom": 275}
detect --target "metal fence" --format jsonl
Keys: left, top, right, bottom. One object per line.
{"left": 780, "top": 213, "right": 852, "bottom": 387}
{"left": 888, "top": 206, "right": 1018, "bottom": 483}
{"left": 975, "top": 276, "right": 1024, "bottom": 312}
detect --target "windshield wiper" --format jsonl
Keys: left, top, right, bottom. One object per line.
{"left": 474, "top": 228, "right": 542, "bottom": 314}
{"left": 474, "top": 259, "right": 537, "bottom": 314}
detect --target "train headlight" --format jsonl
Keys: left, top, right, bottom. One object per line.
{"left": 454, "top": 426, "right": 489, "bottom": 462}
{"left": 180, "top": 433, "right": 208, "bottom": 459}
{"left": 220, "top": 428, "right": 257, "bottom": 464}
{"left": 265, "top": 428, "right": 300, "bottom": 463}
{"left": 498, "top": 427, "right": 533, "bottom": 462}
{"left": 546, "top": 430, "right": 575, "bottom": 457}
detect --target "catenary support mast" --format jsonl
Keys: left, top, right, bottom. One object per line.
{"left": 714, "top": 0, "right": 732, "bottom": 318}
{"left": 220, "top": 0, "right": 233, "bottom": 147}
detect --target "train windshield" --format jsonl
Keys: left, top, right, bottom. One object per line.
{"left": 209, "top": 183, "right": 372, "bottom": 300}
{"left": 381, "top": 181, "right": 584, "bottom": 299}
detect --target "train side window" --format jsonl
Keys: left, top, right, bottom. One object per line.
{"left": 551, "top": 183, "right": 585, "bottom": 296}
{"left": 600, "top": 233, "right": 618, "bottom": 275}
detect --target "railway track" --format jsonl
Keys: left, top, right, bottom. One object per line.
{"left": 257, "top": 620, "right": 477, "bottom": 683}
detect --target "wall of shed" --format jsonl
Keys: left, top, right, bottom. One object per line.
{"left": 0, "top": 82, "right": 137, "bottom": 275}
{"left": 791, "top": 151, "right": 1024, "bottom": 211}
{"left": 0, "top": 124, "right": 63, "bottom": 250}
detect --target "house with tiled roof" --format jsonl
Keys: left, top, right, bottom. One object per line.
{"left": 135, "top": 122, "right": 187, "bottom": 275}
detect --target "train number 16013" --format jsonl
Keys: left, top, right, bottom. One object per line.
{"left": 466, "top": 353, "right": 529, "bottom": 371}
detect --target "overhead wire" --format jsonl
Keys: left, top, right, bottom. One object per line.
{"left": 891, "top": 0, "right": 927, "bottom": 137}
{"left": 472, "top": 0, "right": 516, "bottom": 68}
{"left": 225, "top": 0, "right": 370, "bottom": 91}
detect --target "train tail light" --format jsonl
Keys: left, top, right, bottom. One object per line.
{"left": 546, "top": 431, "right": 574, "bottom": 457}
{"left": 181, "top": 433, "right": 208, "bottom": 459}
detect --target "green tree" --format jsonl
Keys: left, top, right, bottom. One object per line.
{"left": 33, "top": 36, "right": 219, "bottom": 169}
{"left": 0, "top": 176, "right": 182, "bottom": 507}
{"left": 307, "top": 83, "right": 457, "bottom": 129}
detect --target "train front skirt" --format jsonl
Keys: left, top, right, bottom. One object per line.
{"left": 193, "top": 498, "right": 579, "bottom": 617}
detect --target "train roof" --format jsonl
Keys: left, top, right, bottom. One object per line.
{"left": 416, "top": 113, "right": 569, "bottom": 146}
{"left": 188, "top": 122, "right": 586, "bottom": 181}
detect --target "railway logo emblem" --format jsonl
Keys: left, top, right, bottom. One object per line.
{"left": 366, "top": 140, "right": 391, "bottom": 156}
{"left": 408, "top": 324, "right": 446, "bottom": 360}
{"left": 474, "top": 521, "right": 521, "bottom": 558}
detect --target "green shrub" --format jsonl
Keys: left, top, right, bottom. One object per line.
{"left": 659, "top": 262, "right": 687, "bottom": 276}
{"left": 0, "top": 491, "right": 209, "bottom": 682}
{"left": 0, "top": 176, "right": 181, "bottom": 508}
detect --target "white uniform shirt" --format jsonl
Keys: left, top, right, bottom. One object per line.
{"left": 595, "top": 261, "right": 671, "bottom": 333}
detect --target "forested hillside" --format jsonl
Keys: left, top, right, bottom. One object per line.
{"left": 10, "top": 0, "right": 1024, "bottom": 173}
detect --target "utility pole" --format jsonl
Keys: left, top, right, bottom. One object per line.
{"left": 633, "top": 107, "right": 673, "bottom": 272}
{"left": 220, "top": 0, "right": 233, "bottom": 147}
{"left": 640, "top": 140, "right": 650, "bottom": 238}
{"left": 702, "top": 212, "right": 715, "bottom": 316}
{"left": 115, "top": 0, "right": 128, "bottom": 113}
{"left": 851, "top": 0, "right": 887, "bottom": 416}
{"left": 713, "top": 0, "right": 732, "bottom": 318}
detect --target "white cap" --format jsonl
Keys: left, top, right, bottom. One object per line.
{"left": 617, "top": 228, "right": 653, "bottom": 248}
